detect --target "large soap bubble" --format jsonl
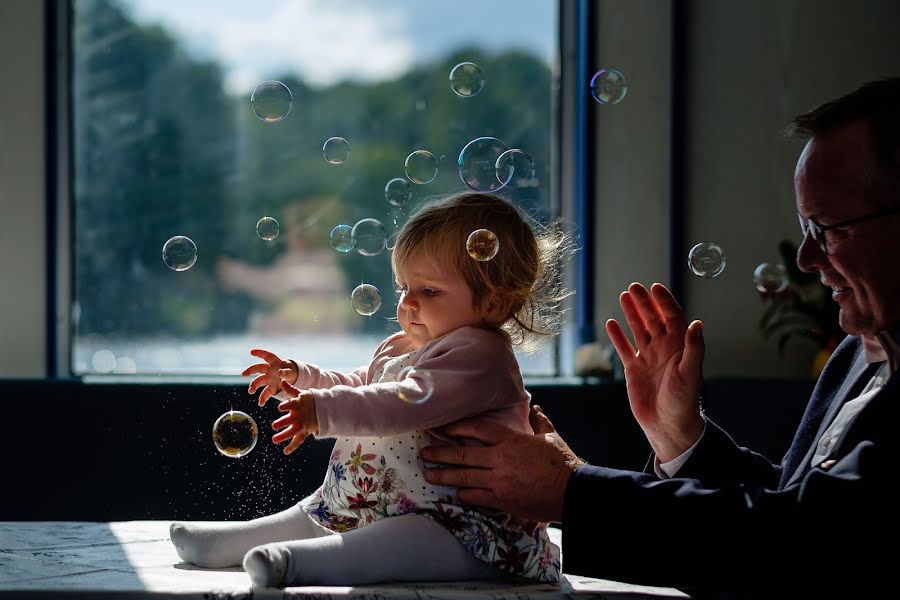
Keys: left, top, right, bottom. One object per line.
{"left": 590, "top": 69, "right": 627, "bottom": 105}
{"left": 256, "top": 216, "right": 280, "bottom": 241}
{"left": 458, "top": 137, "right": 509, "bottom": 192}
{"left": 212, "top": 410, "right": 258, "bottom": 458}
{"left": 250, "top": 80, "right": 292, "bottom": 122}
{"left": 351, "top": 283, "right": 382, "bottom": 316}
{"left": 351, "top": 218, "right": 388, "bottom": 256}
{"left": 495, "top": 149, "right": 536, "bottom": 188}
{"left": 753, "top": 263, "right": 789, "bottom": 293}
{"left": 688, "top": 242, "right": 726, "bottom": 278}
{"left": 330, "top": 224, "right": 355, "bottom": 253}
{"left": 396, "top": 366, "right": 435, "bottom": 404}
{"left": 162, "top": 236, "right": 197, "bottom": 271}
{"left": 385, "top": 177, "right": 412, "bottom": 207}
{"left": 405, "top": 150, "right": 438, "bottom": 185}
{"left": 449, "top": 62, "right": 485, "bottom": 97}
{"left": 323, "top": 136, "right": 351, "bottom": 164}
{"left": 466, "top": 229, "right": 500, "bottom": 262}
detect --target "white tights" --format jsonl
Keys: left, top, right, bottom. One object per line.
{"left": 170, "top": 504, "right": 500, "bottom": 587}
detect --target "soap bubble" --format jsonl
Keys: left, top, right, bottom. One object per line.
{"left": 323, "top": 136, "right": 351, "bottom": 164}
{"left": 688, "top": 242, "right": 726, "bottom": 278}
{"left": 590, "top": 69, "right": 627, "bottom": 104}
{"left": 458, "top": 137, "right": 509, "bottom": 192}
{"left": 385, "top": 177, "right": 412, "bottom": 207}
{"left": 351, "top": 218, "right": 388, "bottom": 256}
{"left": 466, "top": 229, "right": 500, "bottom": 262}
{"left": 330, "top": 224, "right": 355, "bottom": 253}
{"left": 162, "top": 235, "right": 198, "bottom": 271}
{"left": 753, "top": 263, "right": 789, "bottom": 293}
{"left": 396, "top": 366, "right": 435, "bottom": 404}
{"left": 250, "top": 80, "right": 292, "bottom": 122}
{"left": 495, "top": 149, "right": 536, "bottom": 188}
{"left": 405, "top": 150, "right": 438, "bottom": 184}
{"left": 449, "top": 62, "right": 485, "bottom": 97}
{"left": 256, "top": 216, "right": 280, "bottom": 241}
{"left": 91, "top": 349, "right": 116, "bottom": 373}
{"left": 351, "top": 283, "right": 382, "bottom": 316}
{"left": 212, "top": 410, "right": 258, "bottom": 458}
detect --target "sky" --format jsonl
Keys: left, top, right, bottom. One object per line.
{"left": 124, "top": 0, "right": 557, "bottom": 94}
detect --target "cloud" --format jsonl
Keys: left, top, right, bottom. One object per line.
{"left": 128, "top": 0, "right": 415, "bottom": 93}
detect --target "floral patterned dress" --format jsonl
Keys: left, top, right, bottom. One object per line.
{"left": 299, "top": 351, "right": 562, "bottom": 582}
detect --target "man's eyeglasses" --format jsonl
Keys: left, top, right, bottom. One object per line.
{"left": 797, "top": 207, "right": 900, "bottom": 254}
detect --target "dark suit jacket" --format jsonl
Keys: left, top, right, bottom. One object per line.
{"left": 561, "top": 335, "right": 898, "bottom": 594}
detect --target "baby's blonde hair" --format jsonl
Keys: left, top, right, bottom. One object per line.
{"left": 391, "top": 192, "right": 572, "bottom": 350}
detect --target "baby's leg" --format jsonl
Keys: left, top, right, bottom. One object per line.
{"left": 169, "top": 503, "right": 330, "bottom": 568}
{"left": 243, "top": 513, "right": 501, "bottom": 587}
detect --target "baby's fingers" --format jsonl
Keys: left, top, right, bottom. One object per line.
{"left": 241, "top": 362, "right": 269, "bottom": 377}
{"left": 272, "top": 424, "right": 300, "bottom": 444}
{"left": 250, "top": 348, "right": 280, "bottom": 363}
{"left": 281, "top": 380, "right": 301, "bottom": 396}
{"left": 283, "top": 432, "right": 307, "bottom": 455}
{"left": 248, "top": 374, "right": 268, "bottom": 394}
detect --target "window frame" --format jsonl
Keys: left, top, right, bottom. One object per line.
{"left": 50, "top": 0, "right": 581, "bottom": 380}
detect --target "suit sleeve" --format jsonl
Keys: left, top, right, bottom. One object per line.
{"left": 561, "top": 435, "right": 892, "bottom": 591}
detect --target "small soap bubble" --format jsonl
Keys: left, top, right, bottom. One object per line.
{"left": 495, "top": 149, "right": 536, "bottom": 188}
{"left": 449, "top": 62, "right": 485, "bottom": 97}
{"left": 466, "top": 229, "right": 500, "bottom": 262}
{"left": 323, "top": 136, "right": 351, "bottom": 164}
{"left": 351, "top": 218, "right": 388, "bottom": 256}
{"left": 92, "top": 349, "right": 116, "bottom": 373}
{"left": 458, "top": 137, "right": 509, "bottom": 192}
{"left": 405, "top": 150, "right": 438, "bottom": 184}
{"left": 688, "top": 242, "right": 726, "bottom": 278}
{"left": 330, "top": 224, "right": 355, "bottom": 253}
{"left": 256, "top": 216, "right": 280, "bottom": 241}
{"left": 396, "top": 366, "right": 435, "bottom": 404}
{"left": 162, "top": 235, "right": 198, "bottom": 271}
{"left": 351, "top": 283, "right": 382, "bottom": 316}
{"left": 385, "top": 177, "right": 412, "bottom": 207}
{"left": 590, "top": 69, "right": 628, "bottom": 104}
{"left": 250, "top": 80, "right": 292, "bottom": 122}
{"left": 753, "top": 263, "right": 789, "bottom": 293}
{"left": 212, "top": 410, "right": 258, "bottom": 458}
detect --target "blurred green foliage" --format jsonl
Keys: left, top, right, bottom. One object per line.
{"left": 72, "top": 0, "right": 553, "bottom": 339}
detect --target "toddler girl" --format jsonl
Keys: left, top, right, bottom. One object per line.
{"left": 170, "top": 192, "right": 569, "bottom": 587}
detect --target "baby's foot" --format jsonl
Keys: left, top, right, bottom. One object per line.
{"left": 244, "top": 543, "right": 292, "bottom": 588}
{"left": 169, "top": 522, "right": 237, "bottom": 568}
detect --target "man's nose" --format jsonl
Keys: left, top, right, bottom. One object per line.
{"left": 796, "top": 230, "right": 826, "bottom": 273}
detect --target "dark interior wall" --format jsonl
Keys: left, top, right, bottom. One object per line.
{"left": 1, "top": 378, "right": 812, "bottom": 521}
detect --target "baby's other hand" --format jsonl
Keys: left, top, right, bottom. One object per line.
{"left": 272, "top": 381, "right": 319, "bottom": 455}
{"left": 243, "top": 348, "right": 299, "bottom": 407}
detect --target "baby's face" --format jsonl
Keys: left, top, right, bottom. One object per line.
{"left": 394, "top": 253, "right": 485, "bottom": 348}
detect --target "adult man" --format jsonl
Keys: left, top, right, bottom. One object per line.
{"left": 421, "top": 78, "right": 900, "bottom": 593}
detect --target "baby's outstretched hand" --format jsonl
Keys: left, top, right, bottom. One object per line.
{"left": 272, "top": 380, "right": 319, "bottom": 455}
{"left": 243, "top": 348, "right": 298, "bottom": 407}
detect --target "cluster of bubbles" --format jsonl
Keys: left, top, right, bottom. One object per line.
{"left": 350, "top": 283, "right": 382, "bottom": 316}
{"left": 688, "top": 242, "right": 726, "bottom": 278}
{"left": 396, "top": 366, "right": 435, "bottom": 404}
{"left": 458, "top": 137, "right": 536, "bottom": 192}
{"left": 212, "top": 410, "right": 259, "bottom": 458}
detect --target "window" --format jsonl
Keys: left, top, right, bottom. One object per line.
{"left": 66, "top": 0, "right": 560, "bottom": 377}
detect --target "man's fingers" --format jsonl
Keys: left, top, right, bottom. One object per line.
{"left": 629, "top": 282, "right": 666, "bottom": 334}
{"left": 529, "top": 406, "right": 556, "bottom": 434}
{"left": 440, "top": 418, "right": 517, "bottom": 446}
{"left": 650, "top": 283, "right": 687, "bottom": 332}
{"left": 250, "top": 348, "right": 279, "bottom": 363}
{"left": 605, "top": 319, "right": 637, "bottom": 366}
{"left": 422, "top": 466, "right": 493, "bottom": 489}
{"left": 457, "top": 488, "right": 503, "bottom": 512}
{"left": 420, "top": 444, "right": 496, "bottom": 468}
{"left": 680, "top": 320, "right": 705, "bottom": 379}
{"left": 619, "top": 291, "right": 650, "bottom": 348}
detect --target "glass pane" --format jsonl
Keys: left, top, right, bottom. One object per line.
{"left": 70, "top": 0, "right": 558, "bottom": 376}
